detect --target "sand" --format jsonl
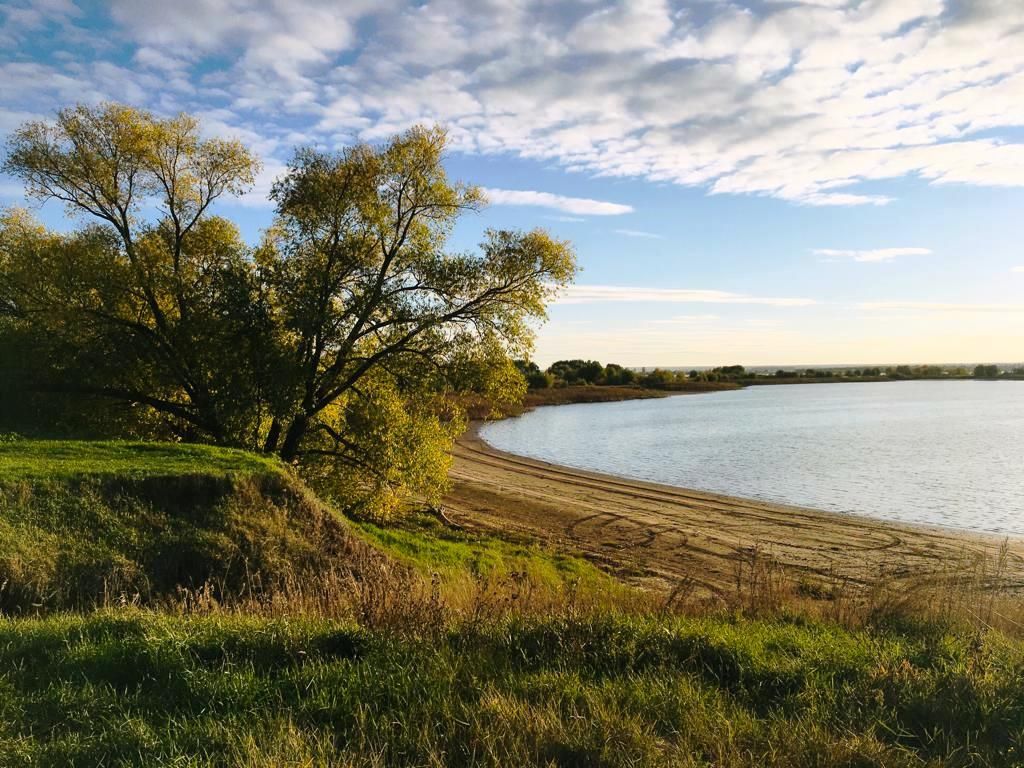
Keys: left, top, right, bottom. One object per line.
{"left": 444, "top": 423, "right": 1024, "bottom": 596}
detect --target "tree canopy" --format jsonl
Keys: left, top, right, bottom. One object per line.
{"left": 1, "top": 104, "right": 576, "bottom": 515}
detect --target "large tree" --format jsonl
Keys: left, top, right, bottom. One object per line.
{"left": 1, "top": 104, "right": 575, "bottom": 514}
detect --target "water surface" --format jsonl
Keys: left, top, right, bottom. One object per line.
{"left": 481, "top": 381, "right": 1024, "bottom": 534}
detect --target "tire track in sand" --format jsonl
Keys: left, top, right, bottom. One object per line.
{"left": 443, "top": 425, "right": 1024, "bottom": 594}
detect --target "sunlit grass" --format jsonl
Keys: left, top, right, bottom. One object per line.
{"left": 2, "top": 609, "right": 1023, "bottom": 766}
{"left": 356, "top": 513, "right": 611, "bottom": 585}
{"left": 0, "top": 439, "right": 283, "bottom": 481}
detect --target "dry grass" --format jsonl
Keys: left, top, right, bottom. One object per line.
{"left": 643, "top": 536, "right": 1024, "bottom": 641}
{"left": 112, "top": 519, "right": 1024, "bottom": 654}
{"left": 162, "top": 541, "right": 656, "bottom": 636}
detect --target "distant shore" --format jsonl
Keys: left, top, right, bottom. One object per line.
{"left": 509, "top": 376, "right": 1021, "bottom": 418}
{"left": 522, "top": 382, "right": 738, "bottom": 408}
{"left": 445, "top": 394, "right": 1024, "bottom": 597}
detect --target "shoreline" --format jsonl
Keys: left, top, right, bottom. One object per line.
{"left": 444, "top": 403, "right": 1024, "bottom": 596}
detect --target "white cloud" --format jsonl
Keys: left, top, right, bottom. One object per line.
{"left": 1012, "top": 266, "right": 1024, "bottom": 273}
{"left": 613, "top": 229, "right": 663, "bottom": 239}
{"left": 0, "top": 0, "right": 79, "bottom": 45}
{"left": 235, "top": 158, "right": 289, "bottom": 208}
{"left": 6, "top": 0, "right": 1024, "bottom": 207}
{"left": 553, "top": 285, "right": 817, "bottom": 307}
{"left": 814, "top": 247, "right": 932, "bottom": 263}
{"left": 800, "top": 193, "right": 894, "bottom": 207}
{"left": 483, "top": 188, "right": 632, "bottom": 216}
{"left": 565, "top": 0, "right": 673, "bottom": 54}
{"left": 108, "top": 0, "right": 379, "bottom": 61}
{"left": 133, "top": 47, "right": 187, "bottom": 73}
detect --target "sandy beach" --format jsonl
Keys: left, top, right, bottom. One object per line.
{"left": 444, "top": 422, "right": 1024, "bottom": 597}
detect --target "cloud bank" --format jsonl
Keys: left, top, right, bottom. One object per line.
{"left": 2, "top": 0, "right": 1023, "bottom": 207}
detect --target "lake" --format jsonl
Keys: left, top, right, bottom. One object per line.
{"left": 480, "top": 381, "right": 1024, "bottom": 535}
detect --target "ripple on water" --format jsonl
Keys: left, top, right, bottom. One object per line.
{"left": 481, "top": 381, "right": 1024, "bottom": 535}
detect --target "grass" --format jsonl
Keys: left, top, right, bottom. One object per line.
{"left": 4, "top": 438, "right": 1024, "bottom": 766}
{"left": 0, "top": 440, "right": 359, "bottom": 612}
{"left": 0, "top": 439, "right": 283, "bottom": 481}
{"left": 2, "top": 609, "right": 1023, "bottom": 766}
{"left": 355, "top": 513, "right": 616, "bottom": 588}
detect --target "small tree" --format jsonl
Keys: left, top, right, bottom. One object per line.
{"left": 974, "top": 364, "right": 999, "bottom": 378}
{"left": 548, "top": 359, "right": 603, "bottom": 385}
{"left": 641, "top": 368, "right": 676, "bottom": 389}
{"left": 602, "top": 363, "right": 635, "bottom": 385}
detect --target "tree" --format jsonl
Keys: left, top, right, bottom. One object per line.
{"left": 514, "top": 360, "right": 552, "bottom": 389}
{"left": 2, "top": 105, "right": 576, "bottom": 516}
{"left": 548, "top": 359, "right": 603, "bottom": 385}
{"left": 601, "top": 362, "right": 635, "bottom": 385}
{"left": 974, "top": 364, "right": 999, "bottom": 378}
{"left": 514, "top": 359, "right": 541, "bottom": 376}
{"left": 528, "top": 371, "right": 554, "bottom": 389}
{"left": 2, "top": 104, "right": 262, "bottom": 443}
{"left": 710, "top": 364, "right": 746, "bottom": 380}
{"left": 640, "top": 368, "right": 676, "bottom": 389}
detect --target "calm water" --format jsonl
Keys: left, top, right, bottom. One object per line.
{"left": 481, "top": 381, "right": 1024, "bottom": 534}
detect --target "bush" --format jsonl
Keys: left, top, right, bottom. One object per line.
{"left": 526, "top": 371, "right": 554, "bottom": 389}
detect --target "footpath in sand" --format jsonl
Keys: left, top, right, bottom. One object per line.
{"left": 444, "top": 425, "right": 1024, "bottom": 597}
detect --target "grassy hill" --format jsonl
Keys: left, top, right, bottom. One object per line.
{"left": 2, "top": 440, "right": 1024, "bottom": 766}
{"left": 0, "top": 440, "right": 360, "bottom": 612}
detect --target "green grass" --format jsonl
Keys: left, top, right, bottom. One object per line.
{"left": 1, "top": 609, "right": 1023, "bottom": 766}
{"left": 4, "top": 438, "right": 1024, "bottom": 766}
{"left": 0, "top": 440, "right": 355, "bottom": 612}
{"left": 0, "top": 439, "right": 283, "bottom": 481}
{"left": 355, "top": 513, "right": 617, "bottom": 589}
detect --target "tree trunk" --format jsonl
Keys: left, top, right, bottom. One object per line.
{"left": 263, "top": 418, "right": 282, "bottom": 453}
{"left": 278, "top": 415, "right": 308, "bottom": 462}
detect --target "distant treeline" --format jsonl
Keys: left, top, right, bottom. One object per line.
{"left": 518, "top": 360, "right": 1024, "bottom": 390}
{"left": 515, "top": 360, "right": 753, "bottom": 390}
{"left": 759, "top": 363, "right": 1023, "bottom": 381}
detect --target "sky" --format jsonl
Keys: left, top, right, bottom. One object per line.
{"left": 1, "top": 0, "right": 1023, "bottom": 368}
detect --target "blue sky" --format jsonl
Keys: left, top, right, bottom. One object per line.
{"left": 2, "top": 0, "right": 1023, "bottom": 367}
